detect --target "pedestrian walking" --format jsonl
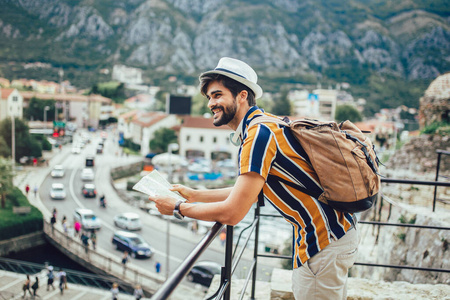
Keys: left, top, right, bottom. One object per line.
{"left": 74, "top": 220, "right": 81, "bottom": 237}
{"left": 57, "top": 269, "right": 66, "bottom": 295}
{"left": 32, "top": 157, "right": 37, "bottom": 167}
{"left": 22, "top": 274, "right": 32, "bottom": 298}
{"left": 62, "top": 216, "right": 68, "bottom": 235}
{"left": 25, "top": 184, "right": 30, "bottom": 196}
{"left": 90, "top": 231, "right": 97, "bottom": 250}
{"left": 31, "top": 276, "right": 39, "bottom": 297}
{"left": 50, "top": 215, "right": 56, "bottom": 234}
{"left": 133, "top": 284, "right": 143, "bottom": 300}
{"left": 149, "top": 57, "right": 360, "bottom": 300}
{"left": 121, "top": 251, "right": 129, "bottom": 274}
{"left": 155, "top": 261, "right": 161, "bottom": 274}
{"left": 111, "top": 282, "right": 119, "bottom": 300}
{"left": 33, "top": 186, "right": 38, "bottom": 198}
{"left": 81, "top": 232, "right": 89, "bottom": 254}
{"left": 46, "top": 266, "right": 55, "bottom": 291}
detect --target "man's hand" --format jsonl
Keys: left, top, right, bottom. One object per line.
{"left": 149, "top": 195, "right": 178, "bottom": 215}
{"left": 170, "top": 184, "right": 195, "bottom": 202}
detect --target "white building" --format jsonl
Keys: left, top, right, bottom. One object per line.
{"left": 179, "top": 116, "right": 237, "bottom": 162}
{"left": 290, "top": 88, "right": 337, "bottom": 120}
{"left": 21, "top": 92, "right": 112, "bottom": 129}
{"left": 0, "top": 88, "right": 23, "bottom": 120}
{"left": 112, "top": 65, "right": 143, "bottom": 85}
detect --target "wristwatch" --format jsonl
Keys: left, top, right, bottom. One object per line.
{"left": 173, "top": 200, "right": 184, "bottom": 220}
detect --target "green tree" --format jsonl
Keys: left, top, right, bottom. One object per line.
{"left": 335, "top": 104, "right": 363, "bottom": 123}
{"left": 149, "top": 128, "right": 178, "bottom": 153}
{"left": 154, "top": 90, "right": 167, "bottom": 112}
{"left": 0, "top": 157, "right": 13, "bottom": 208}
{"left": 24, "top": 97, "right": 56, "bottom": 121}
{"left": 0, "top": 136, "right": 11, "bottom": 158}
{"left": 90, "top": 81, "right": 126, "bottom": 103}
{"left": 191, "top": 92, "right": 210, "bottom": 116}
{"left": 271, "top": 89, "right": 292, "bottom": 116}
{"left": 0, "top": 118, "right": 42, "bottom": 162}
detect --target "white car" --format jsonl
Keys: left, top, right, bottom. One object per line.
{"left": 73, "top": 208, "right": 101, "bottom": 231}
{"left": 50, "top": 183, "right": 66, "bottom": 200}
{"left": 71, "top": 146, "right": 81, "bottom": 154}
{"left": 80, "top": 168, "right": 94, "bottom": 181}
{"left": 113, "top": 212, "right": 142, "bottom": 231}
{"left": 51, "top": 165, "right": 65, "bottom": 178}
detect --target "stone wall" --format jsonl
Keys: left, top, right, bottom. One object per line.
{"left": 352, "top": 198, "right": 449, "bottom": 285}
{"left": 418, "top": 72, "right": 450, "bottom": 128}
{"left": 386, "top": 134, "right": 449, "bottom": 177}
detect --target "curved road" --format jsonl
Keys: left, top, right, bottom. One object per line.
{"left": 38, "top": 129, "right": 278, "bottom": 290}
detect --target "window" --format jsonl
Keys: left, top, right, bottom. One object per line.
{"left": 186, "top": 135, "right": 190, "bottom": 142}
{"left": 200, "top": 136, "right": 204, "bottom": 142}
{"left": 226, "top": 137, "right": 230, "bottom": 144}
{"left": 12, "top": 96, "right": 18, "bottom": 102}
{"left": 213, "top": 137, "right": 217, "bottom": 143}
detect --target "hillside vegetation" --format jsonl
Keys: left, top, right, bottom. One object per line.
{"left": 0, "top": 0, "right": 448, "bottom": 115}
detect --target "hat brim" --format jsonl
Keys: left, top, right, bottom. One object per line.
{"left": 200, "top": 70, "right": 263, "bottom": 100}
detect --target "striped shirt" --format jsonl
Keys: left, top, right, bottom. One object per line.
{"left": 238, "top": 106, "right": 354, "bottom": 268}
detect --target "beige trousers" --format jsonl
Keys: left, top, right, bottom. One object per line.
{"left": 292, "top": 226, "right": 360, "bottom": 300}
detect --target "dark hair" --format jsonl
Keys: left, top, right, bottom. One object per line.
{"left": 200, "top": 73, "right": 256, "bottom": 106}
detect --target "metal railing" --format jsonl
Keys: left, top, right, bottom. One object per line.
{"left": 42, "top": 220, "right": 165, "bottom": 296}
{"left": 150, "top": 222, "right": 224, "bottom": 300}
{"left": 150, "top": 149, "right": 450, "bottom": 299}
{"left": 0, "top": 256, "right": 131, "bottom": 292}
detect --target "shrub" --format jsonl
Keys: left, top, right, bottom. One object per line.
{"left": 0, "top": 187, "right": 43, "bottom": 240}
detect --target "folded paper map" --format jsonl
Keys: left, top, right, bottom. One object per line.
{"left": 132, "top": 170, "right": 186, "bottom": 202}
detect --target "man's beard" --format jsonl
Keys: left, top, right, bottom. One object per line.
{"left": 212, "top": 100, "right": 237, "bottom": 127}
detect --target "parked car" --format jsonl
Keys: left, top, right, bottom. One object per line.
{"left": 111, "top": 231, "right": 153, "bottom": 258}
{"left": 80, "top": 168, "right": 94, "bottom": 181}
{"left": 186, "top": 261, "right": 222, "bottom": 287}
{"left": 51, "top": 165, "right": 65, "bottom": 178}
{"left": 73, "top": 208, "right": 101, "bottom": 231}
{"left": 50, "top": 183, "right": 66, "bottom": 200}
{"left": 82, "top": 183, "right": 97, "bottom": 198}
{"left": 113, "top": 212, "right": 142, "bottom": 231}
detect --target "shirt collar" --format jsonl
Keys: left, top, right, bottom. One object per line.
{"left": 229, "top": 106, "right": 264, "bottom": 147}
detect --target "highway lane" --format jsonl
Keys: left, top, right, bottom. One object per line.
{"left": 39, "top": 129, "right": 276, "bottom": 288}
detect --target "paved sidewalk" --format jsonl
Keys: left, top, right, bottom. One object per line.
{"left": 0, "top": 269, "right": 137, "bottom": 300}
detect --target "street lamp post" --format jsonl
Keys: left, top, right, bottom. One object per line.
{"left": 11, "top": 116, "right": 15, "bottom": 175}
{"left": 165, "top": 143, "right": 179, "bottom": 279}
{"left": 43, "top": 106, "right": 50, "bottom": 131}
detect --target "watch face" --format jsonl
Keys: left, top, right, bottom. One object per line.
{"left": 173, "top": 211, "right": 184, "bottom": 220}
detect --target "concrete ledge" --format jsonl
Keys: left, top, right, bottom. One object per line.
{"left": 0, "top": 231, "right": 46, "bottom": 256}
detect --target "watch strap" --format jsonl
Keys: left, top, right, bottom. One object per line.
{"left": 174, "top": 200, "right": 184, "bottom": 217}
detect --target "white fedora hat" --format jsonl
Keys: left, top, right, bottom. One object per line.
{"left": 200, "top": 57, "right": 263, "bottom": 99}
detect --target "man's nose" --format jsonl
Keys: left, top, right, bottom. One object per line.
{"left": 207, "top": 98, "right": 215, "bottom": 109}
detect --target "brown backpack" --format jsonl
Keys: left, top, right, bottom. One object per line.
{"left": 250, "top": 115, "right": 381, "bottom": 213}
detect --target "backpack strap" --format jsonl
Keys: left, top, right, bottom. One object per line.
{"left": 249, "top": 115, "right": 290, "bottom": 128}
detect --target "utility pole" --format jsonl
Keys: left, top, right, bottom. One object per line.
{"left": 11, "top": 116, "right": 15, "bottom": 175}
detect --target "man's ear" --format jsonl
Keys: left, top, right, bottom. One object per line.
{"left": 238, "top": 90, "right": 248, "bottom": 104}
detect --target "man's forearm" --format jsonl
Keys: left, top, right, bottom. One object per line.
{"left": 191, "top": 187, "right": 233, "bottom": 203}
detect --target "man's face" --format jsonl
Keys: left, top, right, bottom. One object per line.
{"left": 206, "top": 81, "right": 237, "bottom": 127}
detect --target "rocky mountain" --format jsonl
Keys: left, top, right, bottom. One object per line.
{"left": 0, "top": 0, "right": 449, "bottom": 102}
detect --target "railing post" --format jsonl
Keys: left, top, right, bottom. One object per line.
{"left": 224, "top": 225, "right": 233, "bottom": 300}
{"left": 251, "top": 203, "right": 260, "bottom": 300}
{"left": 433, "top": 150, "right": 442, "bottom": 212}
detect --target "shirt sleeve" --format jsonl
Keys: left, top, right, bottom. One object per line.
{"left": 239, "top": 123, "right": 277, "bottom": 180}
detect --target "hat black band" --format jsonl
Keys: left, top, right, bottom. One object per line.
{"left": 215, "top": 68, "right": 247, "bottom": 80}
